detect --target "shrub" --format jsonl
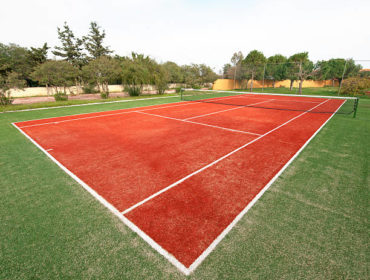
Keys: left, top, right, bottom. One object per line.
{"left": 54, "top": 92, "right": 68, "bottom": 101}
{"left": 100, "top": 92, "right": 109, "bottom": 99}
{"left": 341, "top": 77, "right": 370, "bottom": 95}
{"left": 0, "top": 94, "right": 14, "bottom": 105}
{"left": 175, "top": 87, "right": 182, "bottom": 93}
{"left": 83, "top": 84, "right": 98, "bottom": 94}
{"left": 125, "top": 86, "right": 141, "bottom": 96}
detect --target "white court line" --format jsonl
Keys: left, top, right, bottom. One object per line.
{"left": 187, "top": 99, "right": 346, "bottom": 274}
{"left": 184, "top": 99, "right": 273, "bottom": 120}
{"left": 12, "top": 98, "right": 342, "bottom": 275}
{"left": 17, "top": 101, "right": 196, "bottom": 129}
{"left": 136, "top": 111, "right": 262, "bottom": 136}
{"left": 121, "top": 99, "right": 329, "bottom": 215}
{"left": 12, "top": 122, "right": 191, "bottom": 275}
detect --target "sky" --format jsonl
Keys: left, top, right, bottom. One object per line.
{"left": 1, "top": 0, "right": 369, "bottom": 72}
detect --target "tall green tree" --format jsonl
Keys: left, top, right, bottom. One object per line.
{"left": 121, "top": 52, "right": 153, "bottom": 95}
{"left": 230, "top": 51, "right": 244, "bottom": 88}
{"left": 0, "top": 72, "right": 25, "bottom": 105}
{"left": 162, "top": 61, "right": 183, "bottom": 83}
{"left": 82, "top": 56, "right": 121, "bottom": 93}
{"left": 266, "top": 54, "right": 287, "bottom": 88}
{"left": 27, "top": 43, "right": 49, "bottom": 66}
{"left": 31, "top": 60, "right": 78, "bottom": 94}
{"left": 242, "top": 50, "right": 266, "bottom": 91}
{"left": 83, "top": 22, "right": 112, "bottom": 59}
{"left": 0, "top": 43, "right": 32, "bottom": 83}
{"left": 287, "top": 52, "right": 314, "bottom": 94}
{"left": 53, "top": 22, "right": 86, "bottom": 68}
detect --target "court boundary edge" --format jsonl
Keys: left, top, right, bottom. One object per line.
{"left": 187, "top": 99, "right": 346, "bottom": 273}
{"left": 11, "top": 122, "right": 192, "bottom": 276}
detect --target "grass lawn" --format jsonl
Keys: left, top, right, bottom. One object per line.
{"left": 0, "top": 92, "right": 368, "bottom": 279}
{"left": 235, "top": 86, "right": 363, "bottom": 97}
{"left": 0, "top": 93, "right": 178, "bottom": 113}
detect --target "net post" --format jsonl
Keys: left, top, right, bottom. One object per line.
{"left": 353, "top": 97, "right": 359, "bottom": 118}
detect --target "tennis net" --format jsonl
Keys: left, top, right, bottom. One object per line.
{"left": 180, "top": 89, "right": 359, "bottom": 117}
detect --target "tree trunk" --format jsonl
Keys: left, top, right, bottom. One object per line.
{"left": 332, "top": 78, "right": 335, "bottom": 87}
{"left": 250, "top": 74, "right": 254, "bottom": 92}
{"left": 299, "top": 79, "right": 303, "bottom": 94}
{"left": 272, "top": 80, "right": 276, "bottom": 88}
{"left": 289, "top": 80, "right": 294, "bottom": 91}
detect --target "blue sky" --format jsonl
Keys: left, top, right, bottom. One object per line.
{"left": 1, "top": 0, "right": 369, "bottom": 71}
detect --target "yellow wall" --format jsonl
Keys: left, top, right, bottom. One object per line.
{"left": 213, "top": 79, "right": 339, "bottom": 91}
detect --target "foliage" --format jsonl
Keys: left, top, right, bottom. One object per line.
{"left": 83, "top": 84, "right": 99, "bottom": 94}
{"left": 54, "top": 92, "right": 68, "bottom": 101}
{"left": 242, "top": 50, "right": 266, "bottom": 91}
{"left": 82, "top": 56, "right": 120, "bottom": 93}
{"left": 341, "top": 77, "right": 370, "bottom": 95}
{"left": 83, "top": 22, "right": 112, "bottom": 59}
{"left": 153, "top": 64, "right": 169, "bottom": 94}
{"left": 31, "top": 60, "right": 78, "bottom": 93}
{"left": 316, "top": 58, "right": 346, "bottom": 85}
{"left": 121, "top": 53, "right": 152, "bottom": 92}
{"left": 125, "top": 86, "right": 141, "bottom": 96}
{"left": 0, "top": 43, "right": 33, "bottom": 83}
{"left": 266, "top": 54, "right": 287, "bottom": 87}
{"left": 287, "top": 52, "right": 314, "bottom": 94}
{"left": 181, "top": 64, "right": 217, "bottom": 87}
{"left": 52, "top": 22, "right": 86, "bottom": 68}
{"left": 0, "top": 72, "right": 25, "bottom": 105}
{"left": 100, "top": 92, "right": 109, "bottom": 99}
{"left": 162, "top": 61, "right": 183, "bottom": 83}
{"left": 27, "top": 43, "right": 49, "bottom": 66}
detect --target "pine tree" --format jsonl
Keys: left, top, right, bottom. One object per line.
{"left": 83, "top": 22, "right": 112, "bottom": 59}
{"left": 53, "top": 22, "right": 86, "bottom": 68}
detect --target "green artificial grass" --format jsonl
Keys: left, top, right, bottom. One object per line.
{"left": 0, "top": 93, "right": 178, "bottom": 113}
{"left": 0, "top": 93, "right": 368, "bottom": 279}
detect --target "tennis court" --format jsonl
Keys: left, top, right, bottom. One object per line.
{"left": 12, "top": 90, "right": 356, "bottom": 275}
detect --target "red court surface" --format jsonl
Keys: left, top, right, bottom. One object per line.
{"left": 14, "top": 94, "right": 344, "bottom": 274}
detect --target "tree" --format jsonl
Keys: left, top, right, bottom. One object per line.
{"left": 83, "top": 22, "right": 112, "bottom": 59}
{"left": 31, "top": 60, "right": 78, "bottom": 94}
{"left": 230, "top": 51, "right": 244, "bottom": 88}
{"left": 27, "top": 43, "right": 49, "bottom": 66}
{"left": 266, "top": 54, "right": 287, "bottom": 88}
{"left": 0, "top": 43, "right": 33, "bottom": 84}
{"left": 198, "top": 64, "right": 218, "bottom": 84}
{"left": 153, "top": 64, "right": 169, "bottom": 94}
{"left": 162, "top": 61, "right": 183, "bottom": 83}
{"left": 53, "top": 22, "right": 86, "bottom": 68}
{"left": 121, "top": 52, "right": 153, "bottom": 95}
{"left": 82, "top": 56, "right": 121, "bottom": 93}
{"left": 222, "top": 63, "right": 232, "bottom": 78}
{"left": 242, "top": 50, "right": 266, "bottom": 91}
{"left": 0, "top": 72, "right": 25, "bottom": 105}
{"left": 287, "top": 52, "right": 314, "bottom": 94}
{"left": 181, "top": 64, "right": 200, "bottom": 87}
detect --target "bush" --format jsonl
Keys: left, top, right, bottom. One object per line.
{"left": 100, "top": 92, "right": 109, "bottom": 99}
{"left": 54, "top": 92, "right": 68, "bottom": 101}
{"left": 0, "top": 94, "right": 14, "bottom": 105}
{"left": 341, "top": 77, "right": 370, "bottom": 95}
{"left": 83, "top": 84, "right": 98, "bottom": 94}
{"left": 125, "top": 86, "right": 141, "bottom": 96}
{"left": 175, "top": 87, "right": 182, "bottom": 93}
